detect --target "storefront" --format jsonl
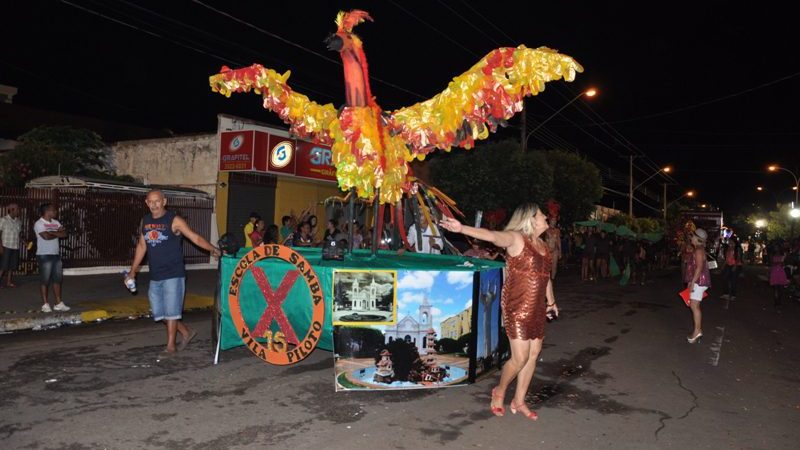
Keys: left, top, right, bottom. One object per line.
{"left": 214, "top": 115, "right": 345, "bottom": 241}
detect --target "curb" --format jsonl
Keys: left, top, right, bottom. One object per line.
{"left": 0, "top": 294, "right": 214, "bottom": 333}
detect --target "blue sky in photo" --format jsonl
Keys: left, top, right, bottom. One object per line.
{"left": 395, "top": 270, "right": 474, "bottom": 337}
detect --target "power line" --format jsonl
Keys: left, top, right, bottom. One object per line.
{"left": 60, "top": 0, "right": 235, "bottom": 64}
{"left": 434, "top": 0, "right": 503, "bottom": 47}
{"left": 589, "top": 69, "right": 800, "bottom": 126}
{"left": 387, "top": 0, "right": 482, "bottom": 58}
{"left": 193, "top": 0, "right": 426, "bottom": 100}
{"left": 553, "top": 85, "right": 678, "bottom": 183}
{"left": 457, "top": 0, "right": 518, "bottom": 43}
{"left": 0, "top": 58, "right": 141, "bottom": 115}
{"left": 104, "top": 0, "right": 339, "bottom": 101}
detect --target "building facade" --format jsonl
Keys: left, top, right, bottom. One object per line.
{"left": 441, "top": 306, "right": 472, "bottom": 340}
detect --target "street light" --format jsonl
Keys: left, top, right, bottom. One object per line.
{"left": 523, "top": 88, "right": 597, "bottom": 150}
{"left": 630, "top": 164, "right": 672, "bottom": 217}
{"left": 664, "top": 190, "right": 695, "bottom": 218}
{"left": 767, "top": 164, "right": 799, "bottom": 205}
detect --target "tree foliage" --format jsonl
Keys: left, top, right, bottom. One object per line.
{"left": 543, "top": 150, "right": 603, "bottom": 225}
{"left": 0, "top": 126, "right": 134, "bottom": 187}
{"left": 749, "top": 204, "right": 800, "bottom": 240}
{"left": 430, "top": 140, "right": 552, "bottom": 219}
{"left": 429, "top": 141, "right": 604, "bottom": 225}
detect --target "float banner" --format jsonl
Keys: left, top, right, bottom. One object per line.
{"left": 219, "top": 249, "right": 505, "bottom": 384}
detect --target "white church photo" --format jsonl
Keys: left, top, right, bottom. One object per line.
{"left": 333, "top": 270, "right": 397, "bottom": 325}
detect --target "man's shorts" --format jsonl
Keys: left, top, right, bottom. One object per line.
{"left": 36, "top": 255, "right": 63, "bottom": 286}
{"left": 690, "top": 284, "right": 708, "bottom": 301}
{"left": 1, "top": 247, "right": 19, "bottom": 271}
{"left": 148, "top": 277, "right": 185, "bottom": 321}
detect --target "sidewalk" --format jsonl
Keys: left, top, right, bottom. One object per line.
{"left": 0, "top": 270, "right": 218, "bottom": 332}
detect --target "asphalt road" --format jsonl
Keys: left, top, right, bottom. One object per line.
{"left": 1, "top": 265, "right": 798, "bottom": 450}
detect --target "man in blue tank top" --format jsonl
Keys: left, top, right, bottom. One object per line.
{"left": 126, "top": 190, "right": 220, "bottom": 359}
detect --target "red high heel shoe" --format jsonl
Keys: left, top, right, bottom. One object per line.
{"left": 510, "top": 401, "right": 538, "bottom": 421}
{"left": 490, "top": 387, "right": 505, "bottom": 417}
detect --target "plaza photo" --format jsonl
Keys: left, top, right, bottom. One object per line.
{"left": 334, "top": 270, "right": 474, "bottom": 390}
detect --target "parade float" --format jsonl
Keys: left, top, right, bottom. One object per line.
{"left": 210, "top": 9, "right": 582, "bottom": 390}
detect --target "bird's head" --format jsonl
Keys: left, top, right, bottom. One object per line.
{"left": 325, "top": 9, "right": 373, "bottom": 53}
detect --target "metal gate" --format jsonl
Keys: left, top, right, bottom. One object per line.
{"left": 0, "top": 187, "right": 213, "bottom": 275}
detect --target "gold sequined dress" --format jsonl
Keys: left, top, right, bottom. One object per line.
{"left": 502, "top": 237, "right": 551, "bottom": 340}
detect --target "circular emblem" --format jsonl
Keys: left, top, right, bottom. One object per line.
{"left": 228, "top": 245, "right": 325, "bottom": 365}
{"left": 229, "top": 134, "right": 244, "bottom": 151}
{"left": 270, "top": 140, "right": 294, "bottom": 168}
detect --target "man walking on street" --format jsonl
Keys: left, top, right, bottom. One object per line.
{"left": 0, "top": 202, "right": 22, "bottom": 288}
{"left": 34, "top": 203, "right": 70, "bottom": 312}
{"left": 126, "top": 190, "right": 220, "bottom": 359}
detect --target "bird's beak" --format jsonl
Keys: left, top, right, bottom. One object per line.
{"left": 324, "top": 34, "right": 343, "bottom": 52}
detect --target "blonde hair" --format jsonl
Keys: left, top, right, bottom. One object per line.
{"left": 503, "top": 203, "right": 540, "bottom": 237}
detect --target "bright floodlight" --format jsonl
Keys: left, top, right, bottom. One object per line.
{"left": 755, "top": 219, "right": 767, "bottom": 228}
{"left": 756, "top": 186, "right": 764, "bottom": 191}
{"left": 687, "top": 191, "right": 695, "bottom": 197}
{"left": 791, "top": 208, "right": 800, "bottom": 218}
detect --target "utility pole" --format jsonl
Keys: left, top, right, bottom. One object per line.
{"left": 663, "top": 183, "right": 667, "bottom": 221}
{"left": 521, "top": 101, "right": 527, "bottom": 151}
{"left": 628, "top": 155, "right": 634, "bottom": 218}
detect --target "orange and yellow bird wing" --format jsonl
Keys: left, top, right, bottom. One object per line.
{"left": 388, "top": 46, "right": 583, "bottom": 158}
{"left": 210, "top": 64, "right": 339, "bottom": 145}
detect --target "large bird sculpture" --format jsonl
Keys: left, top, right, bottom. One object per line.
{"left": 210, "top": 10, "right": 583, "bottom": 204}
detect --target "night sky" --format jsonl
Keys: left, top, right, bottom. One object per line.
{"left": 3, "top": 1, "right": 799, "bottom": 217}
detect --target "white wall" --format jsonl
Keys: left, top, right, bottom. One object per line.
{"left": 111, "top": 134, "right": 218, "bottom": 197}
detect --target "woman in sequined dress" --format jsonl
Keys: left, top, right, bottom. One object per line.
{"left": 440, "top": 203, "right": 557, "bottom": 421}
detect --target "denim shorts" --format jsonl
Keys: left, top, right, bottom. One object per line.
{"left": 1, "top": 247, "right": 19, "bottom": 271}
{"left": 148, "top": 277, "right": 185, "bottom": 321}
{"left": 37, "top": 255, "right": 63, "bottom": 286}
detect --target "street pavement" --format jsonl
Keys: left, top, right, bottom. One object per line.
{"left": 0, "top": 270, "right": 217, "bottom": 332}
{"left": 1, "top": 264, "right": 798, "bottom": 449}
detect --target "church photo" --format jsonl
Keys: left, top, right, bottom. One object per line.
{"left": 332, "top": 269, "right": 397, "bottom": 325}
{"left": 333, "top": 270, "right": 473, "bottom": 391}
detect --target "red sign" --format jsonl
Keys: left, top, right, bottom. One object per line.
{"left": 295, "top": 141, "right": 337, "bottom": 182}
{"left": 219, "top": 130, "right": 336, "bottom": 183}
{"left": 253, "top": 131, "right": 269, "bottom": 172}
{"left": 267, "top": 135, "right": 296, "bottom": 176}
{"left": 219, "top": 131, "right": 254, "bottom": 171}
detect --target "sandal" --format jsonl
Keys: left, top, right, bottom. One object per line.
{"left": 510, "top": 401, "right": 538, "bottom": 421}
{"left": 490, "top": 387, "right": 505, "bottom": 417}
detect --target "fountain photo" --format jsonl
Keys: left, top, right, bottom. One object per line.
{"left": 332, "top": 270, "right": 397, "bottom": 325}
{"left": 333, "top": 270, "right": 473, "bottom": 391}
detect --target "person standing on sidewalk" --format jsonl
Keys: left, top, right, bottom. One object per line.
{"left": 440, "top": 203, "right": 557, "bottom": 421}
{"left": 0, "top": 202, "right": 22, "bottom": 288}
{"left": 34, "top": 203, "right": 70, "bottom": 312}
{"left": 126, "top": 190, "right": 220, "bottom": 359}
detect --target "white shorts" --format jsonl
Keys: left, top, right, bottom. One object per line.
{"left": 690, "top": 285, "right": 708, "bottom": 301}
